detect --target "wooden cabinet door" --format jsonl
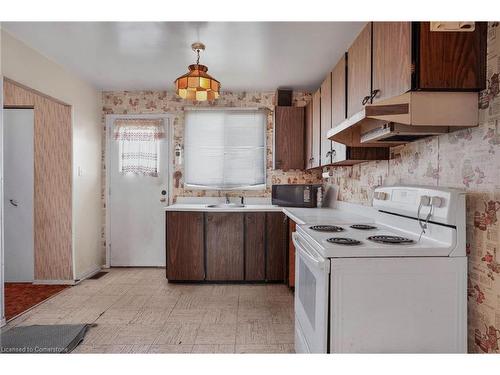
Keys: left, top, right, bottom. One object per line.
{"left": 304, "top": 101, "right": 313, "bottom": 169}
{"left": 331, "top": 53, "right": 347, "bottom": 127}
{"left": 274, "top": 106, "right": 305, "bottom": 171}
{"left": 320, "top": 72, "right": 332, "bottom": 166}
{"left": 166, "top": 212, "right": 205, "bottom": 281}
{"left": 266, "top": 212, "right": 286, "bottom": 281}
{"left": 244, "top": 213, "right": 266, "bottom": 281}
{"left": 417, "top": 22, "right": 487, "bottom": 91}
{"left": 347, "top": 23, "right": 372, "bottom": 117}
{"left": 372, "top": 22, "right": 412, "bottom": 103}
{"left": 206, "top": 213, "right": 244, "bottom": 281}
{"left": 311, "top": 90, "right": 321, "bottom": 169}
{"left": 331, "top": 141, "right": 347, "bottom": 164}
{"left": 288, "top": 220, "right": 297, "bottom": 288}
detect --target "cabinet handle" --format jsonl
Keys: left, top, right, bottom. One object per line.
{"left": 362, "top": 95, "right": 371, "bottom": 105}
{"left": 370, "top": 89, "right": 380, "bottom": 101}
{"left": 326, "top": 151, "right": 332, "bottom": 158}
{"left": 331, "top": 150, "right": 336, "bottom": 158}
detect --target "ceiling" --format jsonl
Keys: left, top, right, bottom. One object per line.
{"left": 3, "top": 22, "right": 365, "bottom": 92}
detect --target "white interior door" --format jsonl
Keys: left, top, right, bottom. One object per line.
{"left": 3, "top": 109, "right": 35, "bottom": 282}
{"left": 108, "top": 116, "right": 169, "bottom": 267}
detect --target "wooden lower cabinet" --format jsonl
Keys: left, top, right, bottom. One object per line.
{"left": 245, "top": 213, "right": 266, "bottom": 281}
{"left": 206, "top": 213, "right": 244, "bottom": 281}
{"left": 288, "top": 220, "right": 297, "bottom": 288}
{"left": 166, "top": 212, "right": 205, "bottom": 281}
{"left": 166, "top": 211, "right": 286, "bottom": 283}
{"left": 266, "top": 212, "right": 287, "bottom": 282}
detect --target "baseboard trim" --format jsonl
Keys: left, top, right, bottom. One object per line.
{"left": 74, "top": 265, "right": 102, "bottom": 283}
{"left": 33, "top": 279, "right": 76, "bottom": 285}
{"left": 32, "top": 265, "right": 102, "bottom": 286}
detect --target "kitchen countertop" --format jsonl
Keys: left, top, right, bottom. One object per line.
{"left": 165, "top": 204, "right": 371, "bottom": 225}
{"left": 164, "top": 203, "right": 282, "bottom": 213}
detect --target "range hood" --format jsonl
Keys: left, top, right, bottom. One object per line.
{"left": 327, "top": 91, "right": 479, "bottom": 147}
{"left": 360, "top": 123, "right": 449, "bottom": 143}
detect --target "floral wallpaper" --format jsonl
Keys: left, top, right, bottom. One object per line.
{"left": 324, "top": 22, "right": 500, "bottom": 353}
{"left": 101, "top": 90, "right": 322, "bottom": 260}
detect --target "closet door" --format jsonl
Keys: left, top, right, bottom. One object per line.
{"left": 3, "top": 109, "right": 35, "bottom": 282}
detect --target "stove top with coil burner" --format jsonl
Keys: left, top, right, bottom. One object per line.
{"left": 309, "top": 225, "right": 344, "bottom": 232}
{"left": 350, "top": 224, "right": 377, "bottom": 230}
{"left": 367, "top": 235, "right": 414, "bottom": 245}
{"left": 326, "top": 237, "right": 362, "bottom": 246}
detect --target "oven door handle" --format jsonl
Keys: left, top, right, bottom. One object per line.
{"left": 292, "top": 232, "right": 325, "bottom": 269}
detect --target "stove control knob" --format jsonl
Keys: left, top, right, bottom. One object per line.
{"left": 374, "top": 192, "right": 388, "bottom": 200}
{"left": 431, "top": 196, "right": 444, "bottom": 208}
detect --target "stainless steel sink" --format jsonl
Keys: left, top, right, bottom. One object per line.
{"left": 206, "top": 203, "right": 246, "bottom": 208}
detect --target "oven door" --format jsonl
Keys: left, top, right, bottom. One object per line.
{"left": 293, "top": 232, "right": 330, "bottom": 353}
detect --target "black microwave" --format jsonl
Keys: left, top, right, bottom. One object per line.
{"left": 271, "top": 184, "right": 320, "bottom": 208}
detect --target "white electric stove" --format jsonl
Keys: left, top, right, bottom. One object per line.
{"left": 293, "top": 185, "right": 467, "bottom": 353}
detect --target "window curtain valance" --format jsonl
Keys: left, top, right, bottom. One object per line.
{"left": 113, "top": 118, "right": 166, "bottom": 177}
{"left": 114, "top": 118, "right": 166, "bottom": 142}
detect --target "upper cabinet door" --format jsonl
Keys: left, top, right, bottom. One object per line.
{"left": 417, "top": 22, "right": 487, "bottom": 91}
{"left": 274, "top": 106, "right": 305, "bottom": 171}
{"left": 331, "top": 53, "right": 347, "bottom": 128}
{"left": 311, "top": 90, "right": 321, "bottom": 169}
{"left": 372, "top": 22, "right": 412, "bottom": 103}
{"left": 320, "top": 72, "right": 332, "bottom": 166}
{"left": 304, "top": 100, "right": 313, "bottom": 169}
{"left": 347, "top": 23, "right": 372, "bottom": 117}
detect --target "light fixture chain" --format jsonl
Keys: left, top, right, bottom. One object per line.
{"left": 196, "top": 49, "right": 200, "bottom": 65}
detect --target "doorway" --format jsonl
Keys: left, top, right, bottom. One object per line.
{"left": 106, "top": 114, "right": 172, "bottom": 267}
{"left": 3, "top": 109, "right": 35, "bottom": 283}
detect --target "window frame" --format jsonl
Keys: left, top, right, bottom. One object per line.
{"left": 183, "top": 108, "right": 267, "bottom": 191}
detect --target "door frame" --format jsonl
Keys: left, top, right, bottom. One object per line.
{"left": 104, "top": 113, "right": 174, "bottom": 268}
{"left": 0, "top": 75, "right": 5, "bottom": 327}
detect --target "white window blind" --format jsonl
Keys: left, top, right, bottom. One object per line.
{"left": 184, "top": 109, "right": 266, "bottom": 189}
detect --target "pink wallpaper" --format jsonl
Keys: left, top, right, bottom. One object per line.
{"left": 324, "top": 22, "right": 500, "bottom": 353}
{"left": 101, "top": 90, "right": 322, "bottom": 261}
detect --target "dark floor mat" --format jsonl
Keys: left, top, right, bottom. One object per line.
{"left": 0, "top": 324, "right": 90, "bottom": 353}
{"left": 87, "top": 272, "right": 108, "bottom": 280}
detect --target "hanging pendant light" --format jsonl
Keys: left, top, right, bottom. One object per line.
{"left": 174, "top": 42, "right": 220, "bottom": 101}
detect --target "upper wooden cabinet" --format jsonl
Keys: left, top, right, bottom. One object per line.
{"left": 320, "top": 72, "right": 333, "bottom": 166}
{"left": 372, "top": 22, "right": 412, "bottom": 103}
{"left": 305, "top": 90, "right": 321, "bottom": 170}
{"left": 331, "top": 53, "right": 347, "bottom": 127}
{"left": 274, "top": 106, "right": 305, "bottom": 171}
{"left": 311, "top": 90, "right": 321, "bottom": 169}
{"left": 331, "top": 21, "right": 487, "bottom": 147}
{"left": 304, "top": 101, "right": 313, "bottom": 169}
{"left": 347, "top": 23, "right": 372, "bottom": 117}
{"left": 417, "top": 22, "right": 487, "bottom": 90}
